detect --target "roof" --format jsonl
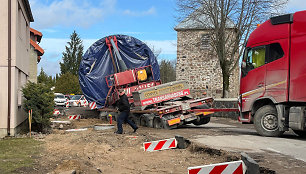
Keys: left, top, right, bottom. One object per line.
{"left": 23, "top": 0, "right": 34, "bottom": 22}
{"left": 30, "top": 39, "right": 44, "bottom": 56}
{"left": 175, "top": 12, "right": 235, "bottom": 31}
{"left": 30, "top": 28, "right": 42, "bottom": 42}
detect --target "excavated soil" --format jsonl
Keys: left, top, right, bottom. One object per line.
{"left": 23, "top": 118, "right": 243, "bottom": 174}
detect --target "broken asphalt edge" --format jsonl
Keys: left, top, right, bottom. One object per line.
{"left": 241, "top": 152, "right": 260, "bottom": 174}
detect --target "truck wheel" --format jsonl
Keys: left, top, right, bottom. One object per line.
{"left": 153, "top": 117, "right": 163, "bottom": 129}
{"left": 142, "top": 114, "right": 154, "bottom": 128}
{"left": 254, "top": 105, "right": 284, "bottom": 137}
{"left": 293, "top": 130, "right": 306, "bottom": 138}
{"left": 193, "top": 116, "right": 211, "bottom": 125}
{"left": 140, "top": 116, "right": 147, "bottom": 127}
{"left": 161, "top": 117, "right": 177, "bottom": 130}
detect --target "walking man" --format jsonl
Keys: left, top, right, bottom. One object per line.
{"left": 115, "top": 89, "right": 138, "bottom": 134}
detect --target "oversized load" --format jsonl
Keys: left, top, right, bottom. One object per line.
{"left": 79, "top": 35, "right": 160, "bottom": 108}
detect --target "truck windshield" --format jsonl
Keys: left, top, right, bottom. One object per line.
{"left": 71, "top": 95, "right": 82, "bottom": 100}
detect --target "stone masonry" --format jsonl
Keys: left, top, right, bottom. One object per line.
{"left": 175, "top": 29, "right": 239, "bottom": 98}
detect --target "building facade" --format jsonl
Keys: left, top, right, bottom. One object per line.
{"left": 29, "top": 28, "right": 44, "bottom": 83}
{"left": 0, "top": 0, "right": 34, "bottom": 137}
{"left": 175, "top": 16, "right": 239, "bottom": 99}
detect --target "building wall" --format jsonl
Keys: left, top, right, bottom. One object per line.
{"left": 0, "top": 0, "right": 31, "bottom": 138}
{"left": 176, "top": 29, "right": 239, "bottom": 99}
{"left": 28, "top": 47, "right": 37, "bottom": 83}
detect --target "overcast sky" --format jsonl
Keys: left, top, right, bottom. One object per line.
{"left": 28, "top": 0, "right": 306, "bottom": 76}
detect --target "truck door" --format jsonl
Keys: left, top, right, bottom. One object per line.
{"left": 265, "top": 41, "right": 289, "bottom": 102}
{"left": 240, "top": 45, "right": 267, "bottom": 112}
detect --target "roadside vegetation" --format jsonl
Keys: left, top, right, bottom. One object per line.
{"left": 22, "top": 82, "right": 54, "bottom": 132}
{"left": 0, "top": 138, "right": 42, "bottom": 174}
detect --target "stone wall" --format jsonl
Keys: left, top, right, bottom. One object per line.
{"left": 176, "top": 29, "right": 239, "bottom": 98}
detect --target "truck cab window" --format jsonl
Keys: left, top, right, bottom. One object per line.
{"left": 267, "top": 43, "right": 284, "bottom": 63}
{"left": 242, "top": 46, "right": 266, "bottom": 77}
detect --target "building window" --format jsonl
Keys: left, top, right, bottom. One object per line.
{"left": 201, "top": 34, "right": 210, "bottom": 49}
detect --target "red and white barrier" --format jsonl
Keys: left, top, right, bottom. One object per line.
{"left": 68, "top": 115, "right": 81, "bottom": 120}
{"left": 143, "top": 138, "right": 177, "bottom": 152}
{"left": 66, "top": 102, "right": 69, "bottom": 108}
{"left": 83, "top": 99, "right": 88, "bottom": 107}
{"left": 188, "top": 160, "right": 245, "bottom": 174}
{"left": 53, "top": 109, "right": 60, "bottom": 116}
{"left": 89, "top": 102, "right": 97, "bottom": 110}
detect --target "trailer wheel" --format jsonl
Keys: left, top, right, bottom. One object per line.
{"left": 140, "top": 116, "right": 147, "bottom": 127}
{"left": 254, "top": 105, "right": 284, "bottom": 137}
{"left": 293, "top": 130, "right": 306, "bottom": 138}
{"left": 161, "top": 117, "right": 177, "bottom": 130}
{"left": 193, "top": 116, "right": 211, "bottom": 125}
{"left": 141, "top": 114, "right": 154, "bottom": 128}
{"left": 153, "top": 117, "right": 163, "bottom": 129}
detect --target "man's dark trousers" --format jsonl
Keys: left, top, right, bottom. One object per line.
{"left": 117, "top": 111, "right": 137, "bottom": 134}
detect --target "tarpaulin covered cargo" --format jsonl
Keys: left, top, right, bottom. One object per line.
{"left": 79, "top": 35, "right": 160, "bottom": 108}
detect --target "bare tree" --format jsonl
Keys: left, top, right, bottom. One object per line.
{"left": 176, "top": 0, "right": 288, "bottom": 97}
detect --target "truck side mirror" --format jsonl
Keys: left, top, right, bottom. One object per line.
{"left": 241, "top": 61, "right": 246, "bottom": 69}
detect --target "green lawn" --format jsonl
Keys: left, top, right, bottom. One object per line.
{"left": 0, "top": 138, "right": 42, "bottom": 174}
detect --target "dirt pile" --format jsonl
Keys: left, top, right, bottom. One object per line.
{"left": 32, "top": 118, "right": 242, "bottom": 174}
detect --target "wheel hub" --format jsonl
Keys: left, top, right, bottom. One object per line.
{"left": 262, "top": 114, "right": 278, "bottom": 131}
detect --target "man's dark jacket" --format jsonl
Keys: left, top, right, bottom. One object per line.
{"left": 118, "top": 94, "right": 130, "bottom": 112}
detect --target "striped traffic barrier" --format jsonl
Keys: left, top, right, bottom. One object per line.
{"left": 143, "top": 138, "right": 177, "bottom": 152}
{"left": 68, "top": 115, "right": 81, "bottom": 120}
{"left": 188, "top": 160, "right": 245, "bottom": 174}
{"left": 66, "top": 101, "right": 69, "bottom": 108}
{"left": 53, "top": 109, "right": 60, "bottom": 116}
{"left": 89, "top": 102, "right": 97, "bottom": 110}
{"left": 83, "top": 99, "right": 88, "bottom": 107}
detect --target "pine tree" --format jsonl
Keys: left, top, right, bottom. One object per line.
{"left": 59, "top": 30, "right": 84, "bottom": 76}
{"left": 159, "top": 59, "right": 176, "bottom": 83}
{"left": 37, "top": 68, "right": 54, "bottom": 88}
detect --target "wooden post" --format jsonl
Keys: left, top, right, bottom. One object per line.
{"left": 28, "top": 110, "right": 31, "bottom": 138}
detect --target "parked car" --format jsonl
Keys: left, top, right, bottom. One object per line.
{"left": 64, "top": 95, "right": 71, "bottom": 101}
{"left": 54, "top": 93, "right": 67, "bottom": 107}
{"left": 68, "top": 95, "right": 87, "bottom": 107}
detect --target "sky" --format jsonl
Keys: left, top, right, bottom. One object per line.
{"left": 28, "top": 0, "right": 306, "bottom": 76}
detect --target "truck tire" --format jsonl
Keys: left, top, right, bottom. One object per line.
{"left": 193, "top": 116, "right": 211, "bottom": 125}
{"left": 254, "top": 105, "right": 284, "bottom": 137}
{"left": 140, "top": 115, "right": 147, "bottom": 127}
{"left": 161, "top": 117, "right": 177, "bottom": 130}
{"left": 293, "top": 130, "right": 306, "bottom": 138}
{"left": 141, "top": 114, "right": 154, "bottom": 128}
{"left": 192, "top": 104, "right": 211, "bottom": 125}
{"left": 153, "top": 117, "right": 163, "bottom": 129}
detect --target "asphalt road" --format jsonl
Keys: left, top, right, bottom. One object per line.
{"left": 192, "top": 121, "right": 306, "bottom": 162}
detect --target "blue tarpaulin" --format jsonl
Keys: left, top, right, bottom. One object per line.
{"left": 79, "top": 35, "right": 160, "bottom": 108}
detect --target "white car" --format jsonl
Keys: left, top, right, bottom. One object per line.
{"left": 54, "top": 93, "right": 67, "bottom": 107}
{"left": 68, "top": 95, "right": 87, "bottom": 107}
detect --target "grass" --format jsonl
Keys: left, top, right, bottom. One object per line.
{"left": 0, "top": 138, "right": 42, "bottom": 174}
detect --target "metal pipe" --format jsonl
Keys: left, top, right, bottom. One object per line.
{"left": 7, "top": 0, "right": 11, "bottom": 136}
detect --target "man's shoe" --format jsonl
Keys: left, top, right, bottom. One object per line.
{"left": 114, "top": 131, "right": 122, "bottom": 134}
{"left": 133, "top": 127, "right": 138, "bottom": 133}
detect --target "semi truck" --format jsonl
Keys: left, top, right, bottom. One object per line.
{"left": 239, "top": 10, "right": 306, "bottom": 137}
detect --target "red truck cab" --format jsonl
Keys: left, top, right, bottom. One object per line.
{"left": 239, "top": 10, "right": 306, "bottom": 137}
